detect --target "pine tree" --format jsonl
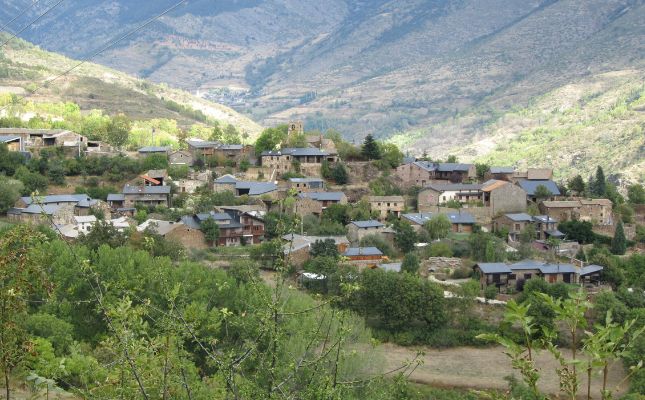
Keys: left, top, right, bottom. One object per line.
{"left": 332, "top": 163, "right": 349, "bottom": 184}
{"left": 361, "top": 134, "right": 381, "bottom": 160}
{"left": 610, "top": 221, "right": 627, "bottom": 255}
{"left": 591, "top": 166, "right": 607, "bottom": 197}
{"left": 568, "top": 175, "right": 586, "bottom": 195}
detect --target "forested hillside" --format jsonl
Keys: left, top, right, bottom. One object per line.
{"left": 0, "top": 33, "right": 262, "bottom": 139}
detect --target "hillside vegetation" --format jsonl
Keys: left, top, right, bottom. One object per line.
{"left": 390, "top": 70, "right": 645, "bottom": 184}
{"left": 0, "top": 34, "right": 262, "bottom": 138}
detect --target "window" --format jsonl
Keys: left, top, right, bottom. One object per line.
{"left": 387, "top": 203, "right": 391, "bottom": 207}
{"left": 515, "top": 223, "right": 520, "bottom": 231}
{"left": 524, "top": 273, "right": 532, "bottom": 279}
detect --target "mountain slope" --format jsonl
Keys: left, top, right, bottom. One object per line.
{"left": 0, "top": 33, "right": 262, "bottom": 136}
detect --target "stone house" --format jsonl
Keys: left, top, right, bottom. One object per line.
{"left": 346, "top": 220, "right": 386, "bottom": 243}
{"left": 182, "top": 209, "right": 265, "bottom": 246}
{"left": 212, "top": 174, "right": 239, "bottom": 192}
{"left": 138, "top": 146, "right": 170, "bottom": 157}
{"left": 169, "top": 150, "right": 193, "bottom": 166}
{"left": 367, "top": 196, "right": 405, "bottom": 220}
{"left": 485, "top": 166, "right": 515, "bottom": 182}
{"left": 475, "top": 260, "right": 589, "bottom": 291}
{"left": 0, "top": 135, "right": 22, "bottom": 151}
{"left": 395, "top": 161, "right": 476, "bottom": 187}
{"left": 234, "top": 181, "right": 279, "bottom": 198}
{"left": 579, "top": 199, "right": 613, "bottom": 225}
{"left": 493, "top": 213, "right": 534, "bottom": 242}
{"left": 511, "top": 168, "right": 554, "bottom": 182}
{"left": 120, "top": 185, "right": 171, "bottom": 208}
{"left": 493, "top": 213, "right": 560, "bottom": 242}
{"left": 261, "top": 148, "right": 338, "bottom": 176}
{"left": 282, "top": 234, "right": 350, "bottom": 266}
{"left": 296, "top": 192, "right": 348, "bottom": 217}
{"left": 417, "top": 183, "right": 483, "bottom": 211}
{"left": 0, "top": 128, "right": 86, "bottom": 152}
{"left": 342, "top": 247, "right": 386, "bottom": 269}
{"left": 540, "top": 199, "right": 613, "bottom": 226}
{"left": 137, "top": 219, "right": 208, "bottom": 250}
{"left": 401, "top": 211, "right": 476, "bottom": 233}
{"left": 288, "top": 178, "right": 325, "bottom": 193}
{"left": 10, "top": 194, "right": 106, "bottom": 225}
{"left": 481, "top": 180, "right": 528, "bottom": 215}
{"left": 516, "top": 179, "right": 561, "bottom": 202}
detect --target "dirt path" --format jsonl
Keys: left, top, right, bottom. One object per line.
{"left": 381, "top": 344, "right": 628, "bottom": 398}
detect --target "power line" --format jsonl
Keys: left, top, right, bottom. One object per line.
{"left": 0, "top": 0, "right": 189, "bottom": 113}
{"left": 0, "top": 0, "right": 43, "bottom": 34}
{"left": 0, "top": 0, "right": 66, "bottom": 49}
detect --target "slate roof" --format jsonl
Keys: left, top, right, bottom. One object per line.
{"left": 107, "top": 194, "right": 125, "bottom": 202}
{"left": 21, "top": 194, "right": 92, "bottom": 205}
{"left": 504, "top": 213, "right": 534, "bottom": 222}
{"left": 219, "top": 144, "right": 244, "bottom": 150}
{"left": 538, "top": 263, "right": 578, "bottom": 274}
{"left": 214, "top": 174, "right": 238, "bottom": 184}
{"left": 74, "top": 215, "right": 97, "bottom": 224}
{"left": 368, "top": 196, "right": 405, "bottom": 202}
{"left": 186, "top": 139, "right": 221, "bottom": 148}
{"left": 533, "top": 215, "right": 557, "bottom": 223}
{"left": 138, "top": 146, "right": 170, "bottom": 153}
{"left": 490, "top": 166, "right": 515, "bottom": 174}
{"left": 349, "top": 220, "right": 384, "bottom": 229}
{"left": 137, "top": 219, "right": 183, "bottom": 236}
{"left": 412, "top": 161, "right": 473, "bottom": 173}
{"left": 196, "top": 212, "right": 232, "bottom": 222}
{"left": 445, "top": 211, "right": 476, "bottom": 224}
{"left": 0, "top": 135, "right": 20, "bottom": 142}
{"left": 343, "top": 247, "right": 383, "bottom": 257}
{"left": 21, "top": 204, "right": 60, "bottom": 215}
{"left": 510, "top": 259, "right": 547, "bottom": 269}
{"left": 401, "top": 213, "right": 434, "bottom": 225}
{"left": 289, "top": 178, "right": 324, "bottom": 183}
{"left": 545, "top": 230, "right": 565, "bottom": 238}
{"left": 541, "top": 200, "right": 582, "bottom": 208}
{"left": 122, "top": 185, "right": 171, "bottom": 195}
{"left": 424, "top": 183, "right": 483, "bottom": 192}
{"left": 476, "top": 263, "right": 512, "bottom": 274}
{"left": 298, "top": 192, "right": 345, "bottom": 202}
{"left": 235, "top": 181, "right": 277, "bottom": 195}
{"left": 580, "top": 265, "right": 604, "bottom": 276}
{"left": 517, "top": 179, "right": 561, "bottom": 196}
{"left": 180, "top": 215, "right": 202, "bottom": 230}
{"left": 261, "top": 147, "right": 329, "bottom": 157}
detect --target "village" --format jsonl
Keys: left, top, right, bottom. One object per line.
{"left": 2, "top": 121, "right": 643, "bottom": 300}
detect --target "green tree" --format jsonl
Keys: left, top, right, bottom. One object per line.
{"left": 379, "top": 143, "right": 404, "bottom": 168}
{"left": 141, "top": 154, "right": 169, "bottom": 170}
{"left": 401, "top": 253, "right": 420, "bottom": 274}
{"left": 14, "top": 166, "right": 48, "bottom": 195}
{"left": 475, "top": 163, "right": 490, "bottom": 180}
{"left": 106, "top": 114, "right": 131, "bottom": 149}
{"left": 201, "top": 217, "right": 220, "bottom": 246}
{"left": 210, "top": 122, "right": 224, "bottom": 142}
{"left": 627, "top": 184, "right": 645, "bottom": 204}
{"left": 254, "top": 125, "right": 288, "bottom": 155}
{"left": 0, "top": 226, "right": 51, "bottom": 399}
{"left": 0, "top": 144, "right": 26, "bottom": 176}
{"left": 446, "top": 155, "right": 458, "bottom": 163}
{"left": 568, "top": 175, "right": 586, "bottom": 195}
{"left": 424, "top": 214, "right": 452, "bottom": 240}
{"left": 559, "top": 220, "right": 595, "bottom": 244}
{"left": 310, "top": 239, "right": 340, "bottom": 259}
{"left": 610, "top": 221, "right": 627, "bottom": 255}
{"left": 590, "top": 166, "right": 607, "bottom": 197}
{"left": 332, "top": 162, "right": 349, "bottom": 184}
{"left": 0, "top": 176, "right": 23, "bottom": 213}
{"left": 533, "top": 184, "right": 553, "bottom": 202}
{"left": 361, "top": 134, "right": 381, "bottom": 160}
{"left": 394, "top": 220, "right": 417, "bottom": 253}
{"left": 223, "top": 124, "right": 240, "bottom": 144}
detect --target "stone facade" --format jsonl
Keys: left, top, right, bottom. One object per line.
{"left": 169, "top": 150, "right": 193, "bottom": 166}
{"left": 483, "top": 181, "right": 528, "bottom": 216}
{"left": 540, "top": 199, "right": 613, "bottom": 226}
{"left": 395, "top": 162, "right": 476, "bottom": 187}
{"left": 368, "top": 196, "right": 405, "bottom": 220}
